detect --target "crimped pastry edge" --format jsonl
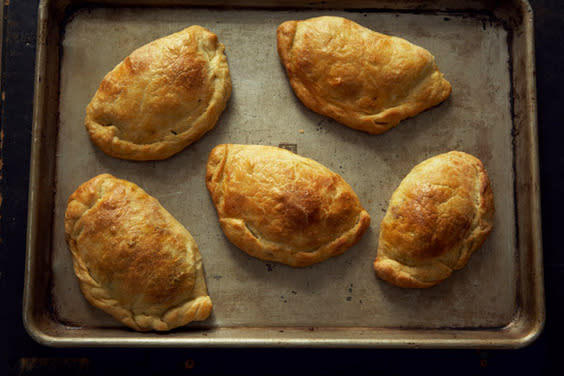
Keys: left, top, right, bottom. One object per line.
{"left": 205, "top": 144, "right": 371, "bottom": 267}
{"left": 64, "top": 173, "right": 213, "bottom": 331}
{"left": 276, "top": 16, "right": 452, "bottom": 134}
{"left": 373, "top": 151, "right": 494, "bottom": 288}
{"left": 84, "top": 26, "right": 232, "bottom": 161}
{"left": 219, "top": 210, "right": 371, "bottom": 267}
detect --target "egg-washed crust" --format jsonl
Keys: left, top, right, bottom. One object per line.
{"left": 206, "top": 144, "right": 371, "bottom": 267}
{"left": 277, "top": 16, "right": 452, "bottom": 134}
{"left": 85, "top": 26, "right": 231, "bottom": 161}
{"left": 373, "top": 151, "right": 494, "bottom": 288}
{"left": 64, "top": 174, "right": 212, "bottom": 331}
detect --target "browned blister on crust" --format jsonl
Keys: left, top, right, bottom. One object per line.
{"left": 277, "top": 16, "right": 452, "bottom": 134}
{"left": 205, "top": 144, "right": 371, "bottom": 267}
{"left": 85, "top": 26, "right": 231, "bottom": 160}
{"left": 374, "top": 151, "right": 494, "bottom": 288}
{"left": 64, "top": 174, "right": 212, "bottom": 331}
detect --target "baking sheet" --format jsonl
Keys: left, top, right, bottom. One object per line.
{"left": 24, "top": 0, "right": 544, "bottom": 348}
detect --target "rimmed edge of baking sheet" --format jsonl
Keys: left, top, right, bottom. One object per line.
{"left": 23, "top": 0, "right": 544, "bottom": 348}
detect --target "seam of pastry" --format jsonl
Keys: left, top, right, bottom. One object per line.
{"left": 135, "top": 300, "right": 188, "bottom": 325}
{"left": 466, "top": 160, "right": 484, "bottom": 248}
{"left": 198, "top": 33, "right": 216, "bottom": 61}
{"left": 212, "top": 145, "right": 229, "bottom": 209}
{"left": 376, "top": 257, "right": 441, "bottom": 287}
{"left": 160, "top": 295, "right": 211, "bottom": 323}
{"left": 243, "top": 221, "right": 262, "bottom": 243}
{"left": 398, "top": 57, "right": 436, "bottom": 103}
{"left": 476, "top": 162, "right": 491, "bottom": 233}
{"left": 78, "top": 248, "right": 203, "bottom": 331}
{"left": 298, "top": 213, "right": 363, "bottom": 254}
{"left": 338, "top": 54, "right": 434, "bottom": 119}
{"left": 73, "top": 256, "right": 125, "bottom": 317}
{"left": 83, "top": 264, "right": 102, "bottom": 287}
{"left": 288, "top": 28, "right": 296, "bottom": 62}
{"left": 231, "top": 209, "right": 365, "bottom": 259}
{"left": 73, "top": 255, "right": 101, "bottom": 288}
{"left": 362, "top": 70, "right": 436, "bottom": 126}
{"left": 282, "top": 22, "right": 297, "bottom": 66}
{"left": 91, "top": 262, "right": 204, "bottom": 331}
{"left": 380, "top": 248, "right": 447, "bottom": 271}
{"left": 131, "top": 314, "right": 154, "bottom": 331}
{"left": 436, "top": 259, "right": 454, "bottom": 274}
{"left": 67, "top": 189, "right": 105, "bottom": 239}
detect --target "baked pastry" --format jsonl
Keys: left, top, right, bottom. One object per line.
{"left": 277, "top": 16, "right": 452, "bottom": 134}
{"left": 64, "top": 174, "right": 212, "bottom": 331}
{"left": 206, "top": 144, "right": 371, "bottom": 267}
{"left": 85, "top": 26, "right": 231, "bottom": 161}
{"left": 373, "top": 151, "right": 494, "bottom": 288}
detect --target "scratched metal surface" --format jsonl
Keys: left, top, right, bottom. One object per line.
{"left": 24, "top": 0, "right": 544, "bottom": 348}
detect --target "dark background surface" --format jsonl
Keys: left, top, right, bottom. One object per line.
{"left": 1, "top": 0, "right": 562, "bottom": 374}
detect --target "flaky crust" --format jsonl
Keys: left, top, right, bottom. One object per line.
{"left": 85, "top": 26, "right": 231, "bottom": 161}
{"left": 64, "top": 174, "right": 212, "bottom": 331}
{"left": 373, "top": 151, "right": 494, "bottom": 288}
{"left": 206, "top": 144, "right": 371, "bottom": 267}
{"left": 277, "top": 16, "right": 452, "bottom": 134}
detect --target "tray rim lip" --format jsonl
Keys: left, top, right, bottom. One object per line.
{"left": 22, "top": 0, "right": 52, "bottom": 348}
{"left": 21, "top": 321, "right": 545, "bottom": 349}
{"left": 23, "top": 0, "right": 545, "bottom": 349}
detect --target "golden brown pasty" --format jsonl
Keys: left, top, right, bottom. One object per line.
{"left": 85, "top": 26, "right": 231, "bottom": 161}
{"left": 205, "top": 144, "right": 371, "bottom": 267}
{"left": 374, "top": 151, "right": 494, "bottom": 288}
{"left": 64, "top": 174, "right": 213, "bottom": 331}
{"left": 277, "top": 16, "right": 452, "bottom": 134}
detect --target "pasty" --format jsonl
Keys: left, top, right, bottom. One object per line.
{"left": 85, "top": 26, "right": 231, "bottom": 160}
{"left": 64, "top": 174, "right": 213, "bottom": 331}
{"left": 277, "top": 16, "right": 452, "bottom": 134}
{"left": 205, "top": 144, "right": 371, "bottom": 267}
{"left": 373, "top": 151, "right": 494, "bottom": 288}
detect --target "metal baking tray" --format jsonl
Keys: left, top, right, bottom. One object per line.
{"left": 24, "top": 0, "right": 544, "bottom": 348}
